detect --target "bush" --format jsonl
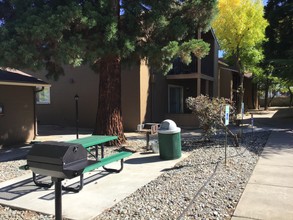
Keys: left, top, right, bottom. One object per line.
{"left": 186, "top": 95, "right": 239, "bottom": 146}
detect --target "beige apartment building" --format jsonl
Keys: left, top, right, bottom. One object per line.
{"left": 28, "top": 30, "right": 220, "bottom": 131}
{"left": 0, "top": 31, "right": 255, "bottom": 142}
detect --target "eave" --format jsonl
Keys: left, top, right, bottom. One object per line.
{"left": 166, "top": 73, "right": 214, "bottom": 81}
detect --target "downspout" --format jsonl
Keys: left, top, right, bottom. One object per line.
{"left": 33, "top": 87, "right": 44, "bottom": 139}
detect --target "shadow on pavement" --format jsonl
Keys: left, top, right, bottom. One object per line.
{"left": 0, "top": 177, "right": 46, "bottom": 201}
{"left": 37, "top": 125, "right": 93, "bottom": 136}
{"left": 125, "top": 154, "right": 161, "bottom": 164}
{"left": 242, "top": 107, "right": 293, "bottom": 130}
{"left": 0, "top": 146, "right": 31, "bottom": 162}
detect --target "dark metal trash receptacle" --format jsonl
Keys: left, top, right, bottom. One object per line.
{"left": 158, "top": 119, "right": 181, "bottom": 160}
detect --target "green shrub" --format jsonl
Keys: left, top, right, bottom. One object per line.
{"left": 186, "top": 95, "right": 239, "bottom": 146}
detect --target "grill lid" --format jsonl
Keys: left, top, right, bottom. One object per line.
{"left": 27, "top": 141, "right": 87, "bottom": 166}
{"left": 27, "top": 141, "right": 89, "bottom": 179}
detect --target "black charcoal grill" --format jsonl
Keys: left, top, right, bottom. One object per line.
{"left": 27, "top": 141, "right": 88, "bottom": 179}
{"left": 27, "top": 141, "right": 91, "bottom": 220}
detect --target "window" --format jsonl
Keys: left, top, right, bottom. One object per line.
{"left": 168, "top": 85, "right": 183, "bottom": 113}
{"left": 36, "top": 87, "right": 50, "bottom": 104}
{"left": 168, "top": 55, "right": 197, "bottom": 75}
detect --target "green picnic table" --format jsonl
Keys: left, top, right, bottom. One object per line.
{"left": 68, "top": 135, "right": 118, "bottom": 160}
{"left": 68, "top": 135, "right": 118, "bottom": 148}
{"left": 22, "top": 135, "right": 132, "bottom": 192}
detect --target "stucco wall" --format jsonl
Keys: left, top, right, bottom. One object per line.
{"left": 139, "top": 60, "right": 151, "bottom": 124}
{"left": 219, "top": 68, "right": 232, "bottom": 99}
{"left": 213, "top": 42, "right": 219, "bottom": 97}
{"left": 30, "top": 63, "right": 158, "bottom": 132}
{"left": 244, "top": 78, "right": 258, "bottom": 109}
{"left": 151, "top": 73, "right": 168, "bottom": 124}
{"left": 0, "top": 85, "right": 34, "bottom": 147}
{"left": 122, "top": 60, "right": 166, "bottom": 131}
{"left": 29, "top": 65, "right": 99, "bottom": 128}
{"left": 165, "top": 113, "right": 199, "bottom": 128}
{"left": 121, "top": 62, "right": 141, "bottom": 131}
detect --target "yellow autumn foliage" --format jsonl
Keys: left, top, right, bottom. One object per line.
{"left": 213, "top": 0, "right": 268, "bottom": 53}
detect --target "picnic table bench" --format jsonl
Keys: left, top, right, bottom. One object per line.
{"left": 21, "top": 135, "right": 132, "bottom": 192}
{"left": 137, "top": 123, "right": 159, "bottom": 150}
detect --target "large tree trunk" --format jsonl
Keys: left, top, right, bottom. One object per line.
{"left": 268, "top": 90, "right": 277, "bottom": 107}
{"left": 264, "top": 77, "right": 269, "bottom": 110}
{"left": 93, "top": 0, "right": 125, "bottom": 145}
{"left": 93, "top": 56, "right": 126, "bottom": 145}
{"left": 235, "top": 49, "right": 244, "bottom": 115}
{"left": 237, "top": 72, "right": 244, "bottom": 114}
{"left": 288, "top": 86, "right": 293, "bottom": 108}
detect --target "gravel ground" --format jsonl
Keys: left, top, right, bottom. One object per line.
{"left": 0, "top": 131, "right": 270, "bottom": 220}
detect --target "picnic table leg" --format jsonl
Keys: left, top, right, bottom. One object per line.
{"left": 103, "top": 159, "right": 124, "bottom": 173}
{"left": 95, "top": 145, "right": 98, "bottom": 160}
{"left": 61, "top": 174, "right": 84, "bottom": 193}
{"left": 146, "top": 132, "right": 150, "bottom": 150}
{"left": 99, "top": 142, "right": 124, "bottom": 173}
{"left": 101, "top": 144, "right": 105, "bottom": 158}
{"left": 32, "top": 172, "right": 54, "bottom": 188}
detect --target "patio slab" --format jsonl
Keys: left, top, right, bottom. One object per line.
{"left": 0, "top": 152, "right": 188, "bottom": 220}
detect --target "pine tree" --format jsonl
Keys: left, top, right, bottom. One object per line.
{"left": 0, "top": 0, "right": 217, "bottom": 143}
{"left": 264, "top": 0, "right": 293, "bottom": 80}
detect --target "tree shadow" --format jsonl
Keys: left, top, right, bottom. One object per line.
{"left": 0, "top": 176, "right": 50, "bottom": 201}
{"left": 257, "top": 130, "right": 293, "bottom": 160}
{"left": 37, "top": 125, "right": 93, "bottom": 136}
{"left": 124, "top": 154, "right": 161, "bottom": 164}
{"left": 242, "top": 107, "right": 293, "bottom": 130}
{"left": 0, "top": 145, "right": 31, "bottom": 162}
{"left": 272, "top": 107, "right": 293, "bottom": 119}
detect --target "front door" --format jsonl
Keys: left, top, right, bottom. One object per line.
{"left": 168, "top": 85, "right": 183, "bottom": 113}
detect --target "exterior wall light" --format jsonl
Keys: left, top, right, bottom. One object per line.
{"left": 0, "top": 104, "right": 4, "bottom": 116}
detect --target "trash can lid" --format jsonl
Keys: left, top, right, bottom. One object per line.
{"left": 158, "top": 119, "right": 181, "bottom": 134}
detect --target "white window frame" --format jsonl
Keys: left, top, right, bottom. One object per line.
{"left": 168, "top": 85, "right": 184, "bottom": 113}
{"left": 36, "top": 87, "right": 51, "bottom": 104}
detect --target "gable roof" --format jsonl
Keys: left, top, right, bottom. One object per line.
{"left": 0, "top": 68, "right": 49, "bottom": 87}
{"left": 210, "top": 28, "right": 220, "bottom": 48}
{"left": 218, "top": 59, "right": 253, "bottom": 78}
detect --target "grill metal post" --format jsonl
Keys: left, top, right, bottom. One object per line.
{"left": 27, "top": 142, "right": 90, "bottom": 217}
{"left": 53, "top": 178, "right": 63, "bottom": 220}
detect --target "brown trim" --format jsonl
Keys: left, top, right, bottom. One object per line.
{"left": 219, "top": 66, "right": 239, "bottom": 73}
{"left": 0, "top": 81, "right": 50, "bottom": 87}
{"left": 218, "top": 60, "right": 229, "bottom": 66}
{"left": 166, "top": 73, "right": 214, "bottom": 81}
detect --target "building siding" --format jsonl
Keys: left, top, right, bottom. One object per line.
{"left": 0, "top": 85, "right": 34, "bottom": 147}
{"left": 29, "top": 65, "right": 99, "bottom": 128}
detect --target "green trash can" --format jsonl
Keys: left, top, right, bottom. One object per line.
{"left": 158, "top": 119, "right": 181, "bottom": 160}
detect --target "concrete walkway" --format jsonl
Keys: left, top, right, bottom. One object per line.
{"left": 1, "top": 107, "right": 292, "bottom": 219}
{"left": 232, "top": 129, "right": 293, "bottom": 219}
{"left": 0, "top": 151, "right": 189, "bottom": 220}
{"left": 0, "top": 125, "right": 192, "bottom": 219}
